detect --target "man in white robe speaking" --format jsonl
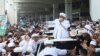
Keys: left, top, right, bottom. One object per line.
{"left": 53, "top": 13, "right": 70, "bottom": 39}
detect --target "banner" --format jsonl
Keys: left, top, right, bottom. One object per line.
{"left": 0, "top": 16, "right": 7, "bottom": 36}
{"left": 90, "top": 0, "right": 100, "bottom": 21}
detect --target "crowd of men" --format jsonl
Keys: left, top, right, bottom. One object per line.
{"left": 0, "top": 13, "right": 100, "bottom": 56}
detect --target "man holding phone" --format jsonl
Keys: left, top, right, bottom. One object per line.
{"left": 53, "top": 13, "right": 70, "bottom": 39}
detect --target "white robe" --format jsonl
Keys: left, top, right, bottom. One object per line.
{"left": 0, "top": 42, "right": 6, "bottom": 49}
{"left": 53, "top": 19, "right": 70, "bottom": 39}
{"left": 38, "top": 47, "right": 67, "bottom": 56}
{"left": 19, "top": 39, "right": 34, "bottom": 56}
{"left": 96, "top": 48, "right": 100, "bottom": 52}
{"left": 32, "top": 40, "right": 39, "bottom": 54}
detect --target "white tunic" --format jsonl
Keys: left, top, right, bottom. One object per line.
{"left": 32, "top": 40, "right": 39, "bottom": 54}
{"left": 0, "top": 42, "right": 6, "bottom": 49}
{"left": 53, "top": 19, "right": 70, "bottom": 39}
{"left": 19, "top": 39, "right": 34, "bottom": 56}
{"left": 38, "top": 47, "right": 67, "bottom": 56}
{"left": 96, "top": 48, "right": 100, "bottom": 52}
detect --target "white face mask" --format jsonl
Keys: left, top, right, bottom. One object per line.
{"left": 59, "top": 18, "right": 64, "bottom": 22}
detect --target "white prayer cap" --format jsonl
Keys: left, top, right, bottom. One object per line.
{"left": 26, "top": 47, "right": 33, "bottom": 52}
{"left": 59, "top": 13, "right": 66, "bottom": 18}
{"left": 7, "top": 42, "right": 15, "bottom": 47}
{"left": 14, "top": 47, "right": 23, "bottom": 52}
{"left": 44, "top": 40, "right": 54, "bottom": 45}
{"left": 31, "top": 34, "right": 39, "bottom": 38}
{"left": 85, "top": 25, "right": 92, "bottom": 30}
{"left": 90, "top": 41, "right": 97, "bottom": 46}
{"left": 8, "top": 32, "right": 13, "bottom": 35}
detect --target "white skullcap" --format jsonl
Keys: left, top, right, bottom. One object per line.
{"left": 14, "top": 47, "right": 23, "bottom": 52}
{"left": 7, "top": 42, "right": 15, "bottom": 47}
{"left": 8, "top": 32, "right": 13, "bottom": 35}
{"left": 31, "top": 34, "right": 39, "bottom": 38}
{"left": 44, "top": 40, "right": 54, "bottom": 45}
{"left": 90, "top": 41, "right": 97, "bottom": 46}
{"left": 85, "top": 25, "right": 92, "bottom": 30}
{"left": 26, "top": 47, "right": 33, "bottom": 52}
{"left": 59, "top": 13, "right": 66, "bottom": 18}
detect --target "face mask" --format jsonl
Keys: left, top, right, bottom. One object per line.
{"left": 59, "top": 18, "right": 64, "bottom": 22}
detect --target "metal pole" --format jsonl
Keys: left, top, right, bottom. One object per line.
{"left": 53, "top": 4, "right": 55, "bottom": 20}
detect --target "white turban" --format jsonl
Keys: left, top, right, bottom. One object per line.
{"left": 59, "top": 13, "right": 66, "bottom": 18}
